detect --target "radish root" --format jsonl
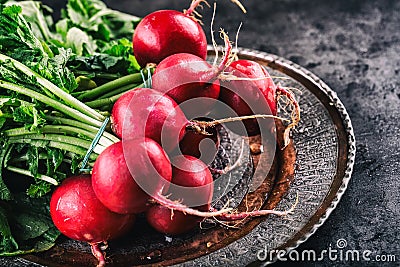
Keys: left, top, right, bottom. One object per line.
{"left": 216, "top": 29, "right": 234, "bottom": 73}
{"left": 276, "top": 85, "right": 301, "bottom": 148}
{"left": 213, "top": 192, "right": 299, "bottom": 221}
{"left": 189, "top": 114, "right": 290, "bottom": 136}
{"left": 213, "top": 195, "right": 251, "bottom": 228}
{"left": 154, "top": 193, "right": 233, "bottom": 217}
{"left": 90, "top": 242, "right": 106, "bottom": 267}
{"left": 209, "top": 139, "right": 245, "bottom": 174}
{"left": 184, "top": 0, "right": 210, "bottom": 23}
{"left": 152, "top": 174, "right": 298, "bottom": 220}
{"left": 230, "top": 0, "right": 247, "bottom": 13}
{"left": 211, "top": 3, "right": 219, "bottom": 67}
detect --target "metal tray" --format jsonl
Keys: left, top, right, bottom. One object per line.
{"left": 12, "top": 48, "right": 355, "bottom": 267}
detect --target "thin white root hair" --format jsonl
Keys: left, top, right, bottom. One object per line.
{"left": 230, "top": 0, "right": 247, "bottom": 13}
{"left": 280, "top": 86, "right": 303, "bottom": 95}
{"left": 218, "top": 74, "right": 274, "bottom": 82}
{"left": 219, "top": 29, "right": 236, "bottom": 67}
{"left": 232, "top": 22, "right": 243, "bottom": 62}
{"left": 211, "top": 3, "right": 219, "bottom": 67}
{"left": 210, "top": 139, "right": 245, "bottom": 174}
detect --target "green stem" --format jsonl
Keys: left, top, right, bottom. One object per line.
{"left": 85, "top": 89, "right": 134, "bottom": 109}
{"left": 44, "top": 115, "right": 98, "bottom": 132}
{"left": 0, "top": 113, "right": 13, "bottom": 119}
{"left": 0, "top": 80, "right": 102, "bottom": 127}
{"left": 7, "top": 139, "right": 98, "bottom": 161}
{"left": 98, "top": 83, "right": 140, "bottom": 99}
{"left": 4, "top": 125, "right": 114, "bottom": 148}
{"left": 9, "top": 154, "right": 79, "bottom": 168}
{"left": 78, "top": 72, "right": 145, "bottom": 101}
{"left": 10, "top": 153, "right": 48, "bottom": 163}
{"left": 7, "top": 134, "right": 103, "bottom": 152}
{"left": 44, "top": 115, "right": 120, "bottom": 143}
{"left": 72, "top": 71, "right": 122, "bottom": 81}
{"left": 0, "top": 53, "right": 104, "bottom": 121}
{"left": 0, "top": 144, "right": 12, "bottom": 200}
{"left": 6, "top": 166, "right": 58, "bottom": 186}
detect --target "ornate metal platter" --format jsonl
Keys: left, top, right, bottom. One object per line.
{"left": 10, "top": 48, "right": 356, "bottom": 267}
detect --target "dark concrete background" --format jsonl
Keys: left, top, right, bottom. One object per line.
{"left": 36, "top": 0, "right": 400, "bottom": 266}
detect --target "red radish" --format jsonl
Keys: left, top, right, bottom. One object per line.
{"left": 132, "top": 0, "right": 248, "bottom": 67}
{"left": 111, "top": 88, "right": 188, "bottom": 152}
{"left": 146, "top": 154, "right": 296, "bottom": 231}
{"left": 91, "top": 139, "right": 172, "bottom": 214}
{"left": 146, "top": 204, "right": 203, "bottom": 235}
{"left": 168, "top": 155, "right": 214, "bottom": 207}
{"left": 179, "top": 129, "right": 218, "bottom": 162}
{"left": 219, "top": 59, "right": 276, "bottom": 136}
{"left": 111, "top": 87, "right": 280, "bottom": 155}
{"left": 151, "top": 32, "right": 233, "bottom": 117}
{"left": 132, "top": 1, "right": 208, "bottom": 67}
{"left": 90, "top": 137, "right": 228, "bottom": 218}
{"left": 220, "top": 59, "right": 301, "bottom": 142}
{"left": 152, "top": 53, "right": 220, "bottom": 106}
{"left": 91, "top": 136, "right": 294, "bottom": 221}
{"left": 146, "top": 155, "right": 213, "bottom": 235}
{"left": 226, "top": 59, "right": 278, "bottom": 115}
{"left": 178, "top": 118, "right": 219, "bottom": 163}
{"left": 50, "top": 175, "right": 135, "bottom": 267}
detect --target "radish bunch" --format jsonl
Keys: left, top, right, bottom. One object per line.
{"left": 49, "top": 1, "right": 301, "bottom": 266}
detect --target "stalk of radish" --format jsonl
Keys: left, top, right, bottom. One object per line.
{"left": 50, "top": 175, "right": 135, "bottom": 267}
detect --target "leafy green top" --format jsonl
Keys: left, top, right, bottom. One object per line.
{"left": 0, "top": 0, "right": 142, "bottom": 256}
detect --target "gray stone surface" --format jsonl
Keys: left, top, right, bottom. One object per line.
{"left": 5, "top": 0, "right": 399, "bottom": 266}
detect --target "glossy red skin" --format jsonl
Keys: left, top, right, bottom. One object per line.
{"left": 91, "top": 139, "right": 172, "bottom": 214}
{"left": 111, "top": 88, "right": 188, "bottom": 153}
{"left": 169, "top": 155, "right": 214, "bottom": 206}
{"left": 50, "top": 175, "right": 135, "bottom": 243}
{"left": 146, "top": 204, "right": 203, "bottom": 235}
{"left": 220, "top": 60, "right": 277, "bottom": 136}
{"left": 133, "top": 10, "right": 207, "bottom": 67}
{"left": 152, "top": 53, "right": 220, "bottom": 118}
{"left": 146, "top": 155, "right": 212, "bottom": 235}
{"left": 179, "top": 128, "right": 218, "bottom": 163}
